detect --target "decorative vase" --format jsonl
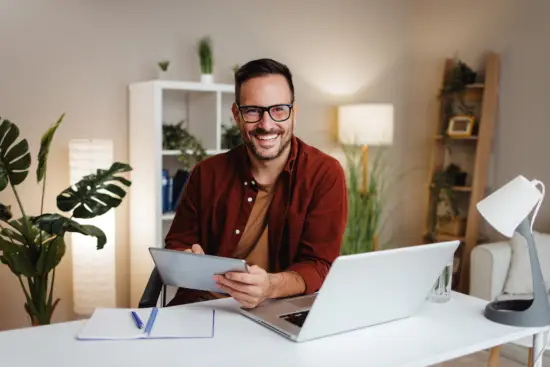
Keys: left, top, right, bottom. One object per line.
{"left": 201, "top": 74, "right": 213, "bottom": 83}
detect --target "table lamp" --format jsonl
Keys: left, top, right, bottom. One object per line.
{"left": 476, "top": 175, "right": 550, "bottom": 327}
{"left": 337, "top": 103, "right": 393, "bottom": 193}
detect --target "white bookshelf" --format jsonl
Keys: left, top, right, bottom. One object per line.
{"left": 128, "top": 79, "right": 235, "bottom": 306}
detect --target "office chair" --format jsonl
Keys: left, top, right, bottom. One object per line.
{"left": 138, "top": 266, "right": 168, "bottom": 308}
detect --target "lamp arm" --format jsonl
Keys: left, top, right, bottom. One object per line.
{"left": 516, "top": 218, "right": 549, "bottom": 309}
{"left": 530, "top": 180, "right": 545, "bottom": 232}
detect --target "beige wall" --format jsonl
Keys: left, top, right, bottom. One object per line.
{"left": 0, "top": 0, "right": 409, "bottom": 330}
{"left": 1, "top": 0, "right": 549, "bottom": 331}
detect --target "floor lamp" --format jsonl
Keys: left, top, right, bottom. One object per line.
{"left": 337, "top": 103, "right": 394, "bottom": 250}
{"left": 69, "top": 139, "right": 117, "bottom": 316}
{"left": 337, "top": 103, "right": 394, "bottom": 193}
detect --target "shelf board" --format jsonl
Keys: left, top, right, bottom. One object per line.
{"left": 429, "top": 184, "right": 472, "bottom": 192}
{"left": 465, "top": 83, "right": 485, "bottom": 89}
{"left": 162, "top": 149, "right": 229, "bottom": 156}
{"left": 132, "top": 79, "right": 234, "bottom": 93}
{"left": 424, "top": 232, "right": 465, "bottom": 242}
{"left": 162, "top": 212, "right": 175, "bottom": 220}
{"left": 435, "top": 135, "right": 478, "bottom": 140}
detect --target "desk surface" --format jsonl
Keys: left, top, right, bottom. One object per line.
{"left": 0, "top": 292, "right": 546, "bottom": 367}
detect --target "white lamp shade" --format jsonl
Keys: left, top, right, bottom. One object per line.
{"left": 337, "top": 103, "right": 394, "bottom": 146}
{"left": 477, "top": 175, "right": 543, "bottom": 238}
{"left": 69, "top": 139, "right": 116, "bottom": 316}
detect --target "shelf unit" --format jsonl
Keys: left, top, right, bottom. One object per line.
{"left": 422, "top": 53, "right": 500, "bottom": 293}
{"left": 128, "top": 79, "right": 235, "bottom": 306}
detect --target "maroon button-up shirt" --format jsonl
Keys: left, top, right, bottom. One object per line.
{"left": 165, "top": 136, "right": 348, "bottom": 294}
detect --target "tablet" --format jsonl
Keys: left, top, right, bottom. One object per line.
{"left": 149, "top": 247, "right": 249, "bottom": 294}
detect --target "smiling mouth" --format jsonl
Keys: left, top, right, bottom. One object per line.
{"left": 254, "top": 134, "right": 279, "bottom": 142}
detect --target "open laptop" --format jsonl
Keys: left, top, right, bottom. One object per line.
{"left": 240, "top": 240, "right": 459, "bottom": 342}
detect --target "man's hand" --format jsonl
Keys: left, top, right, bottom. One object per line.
{"left": 214, "top": 265, "right": 273, "bottom": 309}
{"left": 183, "top": 244, "right": 204, "bottom": 254}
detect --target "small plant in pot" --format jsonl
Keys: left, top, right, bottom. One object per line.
{"left": 197, "top": 36, "right": 213, "bottom": 83}
{"left": 157, "top": 60, "right": 170, "bottom": 79}
{"left": 0, "top": 114, "right": 132, "bottom": 326}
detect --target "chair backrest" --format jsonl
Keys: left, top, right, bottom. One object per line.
{"left": 138, "top": 267, "right": 166, "bottom": 308}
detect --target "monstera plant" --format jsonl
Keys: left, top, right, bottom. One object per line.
{"left": 0, "top": 114, "right": 132, "bottom": 326}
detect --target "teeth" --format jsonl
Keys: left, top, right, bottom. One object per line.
{"left": 256, "top": 134, "right": 278, "bottom": 141}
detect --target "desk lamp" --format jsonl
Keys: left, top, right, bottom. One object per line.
{"left": 476, "top": 175, "right": 550, "bottom": 327}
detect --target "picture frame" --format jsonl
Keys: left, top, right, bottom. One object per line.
{"left": 447, "top": 115, "right": 475, "bottom": 137}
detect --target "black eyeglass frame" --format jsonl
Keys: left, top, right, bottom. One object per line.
{"left": 236, "top": 103, "right": 294, "bottom": 123}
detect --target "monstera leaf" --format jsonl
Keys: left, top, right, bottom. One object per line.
{"left": 32, "top": 213, "right": 106, "bottom": 249}
{"left": 0, "top": 203, "right": 12, "bottom": 221}
{"left": 0, "top": 118, "right": 31, "bottom": 191}
{"left": 35, "top": 236, "right": 65, "bottom": 276}
{"left": 56, "top": 162, "right": 132, "bottom": 219}
{"left": 0, "top": 223, "right": 37, "bottom": 277}
{"left": 37, "top": 114, "right": 64, "bottom": 183}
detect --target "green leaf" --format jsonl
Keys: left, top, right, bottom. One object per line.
{"left": 56, "top": 162, "right": 132, "bottom": 219}
{"left": 36, "top": 236, "right": 65, "bottom": 275}
{"left": 0, "top": 118, "right": 31, "bottom": 188}
{"left": 0, "top": 237, "right": 36, "bottom": 277}
{"left": 37, "top": 114, "right": 65, "bottom": 183}
{"left": 32, "top": 213, "right": 107, "bottom": 249}
{"left": 0, "top": 203, "right": 12, "bottom": 221}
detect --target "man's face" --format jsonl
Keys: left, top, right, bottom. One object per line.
{"left": 232, "top": 74, "right": 294, "bottom": 161}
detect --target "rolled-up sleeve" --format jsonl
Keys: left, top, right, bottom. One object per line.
{"left": 286, "top": 159, "right": 348, "bottom": 293}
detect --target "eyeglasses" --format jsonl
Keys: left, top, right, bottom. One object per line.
{"left": 236, "top": 103, "right": 293, "bottom": 123}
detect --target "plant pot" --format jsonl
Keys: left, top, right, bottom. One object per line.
{"left": 201, "top": 74, "right": 213, "bottom": 83}
{"left": 157, "top": 70, "right": 170, "bottom": 80}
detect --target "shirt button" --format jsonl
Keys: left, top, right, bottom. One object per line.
{"left": 251, "top": 180, "right": 256, "bottom": 185}
{"left": 244, "top": 182, "right": 248, "bottom": 186}
{"left": 247, "top": 197, "right": 253, "bottom": 202}
{"left": 235, "top": 229, "right": 240, "bottom": 235}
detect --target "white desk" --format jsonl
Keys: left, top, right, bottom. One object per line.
{"left": 0, "top": 292, "right": 547, "bottom": 367}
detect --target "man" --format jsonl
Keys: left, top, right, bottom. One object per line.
{"left": 165, "top": 58, "right": 348, "bottom": 309}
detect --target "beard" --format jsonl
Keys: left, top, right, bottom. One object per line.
{"left": 244, "top": 121, "right": 293, "bottom": 161}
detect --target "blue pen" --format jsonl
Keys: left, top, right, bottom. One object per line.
{"left": 131, "top": 311, "right": 144, "bottom": 329}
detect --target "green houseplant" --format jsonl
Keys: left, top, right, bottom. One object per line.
{"left": 197, "top": 36, "right": 213, "bottom": 83}
{"left": 0, "top": 114, "right": 132, "bottom": 325}
{"left": 340, "top": 144, "right": 390, "bottom": 255}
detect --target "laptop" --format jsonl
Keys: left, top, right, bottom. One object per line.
{"left": 240, "top": 240, "right": 459, "bottom": 342}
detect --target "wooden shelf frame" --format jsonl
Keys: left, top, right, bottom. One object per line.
{"left": 423, "top": 53, "right": 500, "bottom": 293}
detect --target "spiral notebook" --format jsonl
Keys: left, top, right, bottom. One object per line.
{"left": 77, "top": 307, "right": 215, "bottom": 340}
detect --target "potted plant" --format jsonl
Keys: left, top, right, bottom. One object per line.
{"left": 221, "top": 122, "right": 243, "bottom": 149}
{"left": 157, "top": 60, "right": 170, "bottom": 80}
{"left": 339, "top": 145, "right": 390, "bottom": 255}
{"left": 0, "top": 114, "right": 132, "bottom": 326}
{"left": 197, "top": 36, "right": 213, "bottom": 83}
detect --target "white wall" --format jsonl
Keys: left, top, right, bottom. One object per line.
{"left": 0, "top": 0, "right": 409, "bottom": 330}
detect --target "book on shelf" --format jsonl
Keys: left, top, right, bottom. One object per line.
{"left": 162, "top": 169, "right": 190, "bottom": 214}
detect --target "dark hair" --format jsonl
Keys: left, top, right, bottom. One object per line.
{"left": 234, "top": 58, "right": 294, "bottom": 104}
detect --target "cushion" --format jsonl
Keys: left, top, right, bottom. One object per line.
{"left": 502, "top": 231, "right": 550, "bottom": 295}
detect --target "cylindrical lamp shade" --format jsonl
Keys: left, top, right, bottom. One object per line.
{"left": 477, "top": 175, "right": 543, "bottom": 238}
{"left": 337, "top": 103, "right": 394, "bottom": 146}
{"left": 69, "top": 139, "right": 116, "bottom": 316}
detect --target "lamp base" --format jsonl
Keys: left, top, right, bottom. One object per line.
{"left": 483, "top": 219, "right": 550, "bottom": 328}
{"left": 484, "top": 298, "right": 550, "bottom": 327}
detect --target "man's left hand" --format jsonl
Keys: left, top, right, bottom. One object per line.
{"left": 214, "top": 265, "right": 273, "bottom": 308}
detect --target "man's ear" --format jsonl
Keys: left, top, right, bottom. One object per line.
{"left": 231, "top": 103, "right": 241, "bottom": 126}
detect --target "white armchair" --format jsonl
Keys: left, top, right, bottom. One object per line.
{"left": 470, "top": 236, "right": 550, "bottom": 365}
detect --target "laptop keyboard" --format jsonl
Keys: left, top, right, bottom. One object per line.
{"left": 280, "top": 310, "right": 309, "bottom": 327}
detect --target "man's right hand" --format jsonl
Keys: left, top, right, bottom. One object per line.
{"left": 184, "top": 244, "right": 205, "bottom": 255}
